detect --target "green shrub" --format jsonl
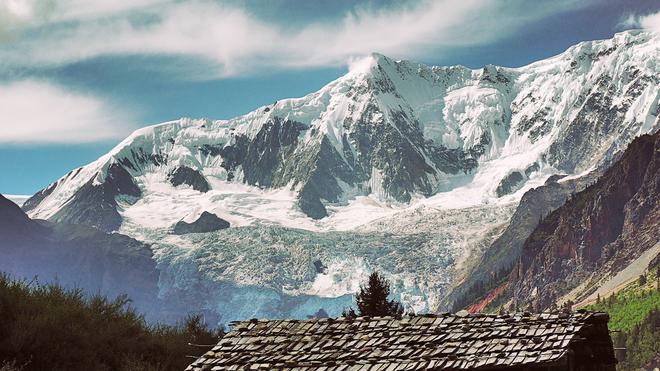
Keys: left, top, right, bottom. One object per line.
{"left": 586, "top": 270, "right": 660, "bottom": 370}
{"left": 0, "top": 273, "right": 222, "bottom": 371}
{"left": 588, "top": 288, "right": 660, "bottom": 332}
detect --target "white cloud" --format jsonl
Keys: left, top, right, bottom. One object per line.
{"left": 0, "top": 0, "right": 589, "bottom": 78}
{"left": 0, "top": 80, "right": 132, "bottom": 143}
{"left": 620, "top": 10, "right": 660, "bottom": 32}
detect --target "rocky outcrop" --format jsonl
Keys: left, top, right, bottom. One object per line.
{"left": 168, "top": 166, "right": 210, "bottom": 192}
{"left": 450, "top": 173, "right": 594, "bottom": 310}
{"left": 342, "top": 102, "right": 477, "bottom": 203}
{"left": 495, "top": 163, "right": 542, "bottom": 197}
{"left": 228, "top": 118, "right": 307, "bottom": 187}
{"left": 286, "top": 136, "right": 358, "bottom": 219}
{"left": 172, "top": 211, "right": 230, "bottom": 234}
{"left": 513, "top": 131, "right": 660, "bottom": 310}
{"left": 495, "top": 171, "right": 525, "bottom": 197}
{"left": 49, "top": 163, "right": 140, "bottom": 232}
{"left": 547, "top": 72, "right": 659, "bottom": 173}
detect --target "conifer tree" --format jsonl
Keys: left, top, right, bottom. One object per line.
{"left": 356, "top": 271, "right": 404, "bottom": 318}
{"left": 345, "top": 271, "right": 404, "bottom": 319}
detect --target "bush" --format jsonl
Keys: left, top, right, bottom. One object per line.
{"left": 0, "top": 273, "right": 222, "bottom": 371}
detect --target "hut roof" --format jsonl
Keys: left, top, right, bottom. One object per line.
{"left": 186, "top": 310, "right": 615, "bottom": 370}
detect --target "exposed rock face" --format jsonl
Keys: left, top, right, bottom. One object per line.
{"left": 495, "top": 171, "right": 525, "bottom": 197}
{"left": 222, "top": 118, "right": 307, "bottom": 187}
{"left": 168, "top": 166, "right": 210, "bottom": 192}
{"left": 24, "top": 31, "right": 658, "bottom": 230}
{"left": 513, "top": 131, "right": 660, "bottom": 309}
{"left": 547, "top": 72, "right": 659, "bottom": 173}
{"left": 0, "top": 194, "right": 162, "bottom": 322}
{"left": 495, "top": 163, "right": 543, "bottom": 197}
{"left": 49, "top": 163, "right": 141, "bottom": 232}
{"left": 449, "top": 174, "right": 593, "bottom": 310}
{"left": 173, "top": 211, "right": 230, "bottom": 234}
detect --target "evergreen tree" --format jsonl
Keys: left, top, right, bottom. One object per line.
{"left": 346, "top": 271, "right": 404, "bottom": 319}
{"left": 341, "top": 307, "right": 357, "bottom": 319}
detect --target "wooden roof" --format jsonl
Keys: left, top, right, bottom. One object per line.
{"left": 186, "top": 310, "right": 613, "bottom": 371}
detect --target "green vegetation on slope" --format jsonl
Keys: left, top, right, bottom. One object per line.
{"left": 587, "top": 268, "right": 660, "bottom": 370}
{"left": 0, "top": 274, "right": 223, "bottom": 371}
{"left": 588, "top": 288, "right": 660, "bottom": 332}
{"left": 611, "top": 307, "right": 659, "bottom": 371}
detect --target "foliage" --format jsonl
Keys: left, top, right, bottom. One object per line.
{"left": 343, "top": 271, "right": 404, "bottom": 319}
{"left": 0, "top": 273, "right": 223, "bottom": 371}
{"left": 586, "top": 267, "right": 660, "bottom": 370}
{"left": 587, "top": 282, "right": 660, "bottom": 332}
{"left": 611, "top": 308, "right": 660, "bottom": 371}
{"left": 590, "top": 289, "right": 660, "bottom": 332}
{"left": 341, "top": 307, "right": 357, "bottom": 319}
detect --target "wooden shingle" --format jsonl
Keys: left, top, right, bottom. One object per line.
{"left": 187, "top": 310, "right": 615, "bottom": 370}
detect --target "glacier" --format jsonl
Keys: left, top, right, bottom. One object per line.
{"left": 21, "top": 30, "right": 660, "bottom": 324}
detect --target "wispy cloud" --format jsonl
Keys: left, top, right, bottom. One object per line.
{"left": 0, "top": 0, "right": 589, "bottom": 78}
{"left": 0, "top": 80, "right": 133, "bottom": 143}
{"left": 619, "top": 10, "right": 660, "bottom": 32}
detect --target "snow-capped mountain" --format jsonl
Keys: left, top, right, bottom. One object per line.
{"left": 21, "top": 30, "right": 659, "bottom": 322}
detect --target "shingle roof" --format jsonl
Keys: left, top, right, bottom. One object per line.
{"left": 186, "top": 310, "right": 612, "bottom": 371}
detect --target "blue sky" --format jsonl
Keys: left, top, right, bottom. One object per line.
{"left": 0, "top": 0, "right": 659, "bottom": 195}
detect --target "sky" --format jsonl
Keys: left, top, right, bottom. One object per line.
{"left": 1, "top": 0, "right": 659, "bottom": 195}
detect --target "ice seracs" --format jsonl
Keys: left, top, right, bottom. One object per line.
{"left": 20, "top": 30, "right": 660, "bottom": 322}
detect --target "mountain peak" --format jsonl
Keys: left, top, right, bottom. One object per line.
{"left": 346, "top": 52, "right": 395, "bottom": 75}
{"left": 369, "top": 52, "right": 392, "bottom": 64}
{"left": 23, "top": 31, "right": 660, "bottom": 231}
{"left": 16, "top": 32, "right": 660, "bottom": 322}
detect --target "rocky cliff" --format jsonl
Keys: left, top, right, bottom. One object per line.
{"left": 513, "top": 131, "right": 660, "bottom": 309}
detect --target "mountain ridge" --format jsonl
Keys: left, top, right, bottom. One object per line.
{"left": 24, "top": 30, "right": 659, "bottom": 233}
{"left": 0, "top": 194, "right": 164, "bottom": 322}
{"left": 11, "top": 31, "right": 660, "bottom": 322}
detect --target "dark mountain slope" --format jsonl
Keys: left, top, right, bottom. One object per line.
{"left": 449, "top": 174, "right": 594, "bottom": 310}
{"left": 513, "top": 131, "right": 660, "bottom": 309}
{"left": 0, "top": 194, "right": 162, "bottom": 321}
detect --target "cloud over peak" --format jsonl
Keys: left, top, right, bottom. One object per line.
{"left": 620, "top": 10, "right": 660, "bottom": 32}
{"left": 0, "top": 0, "right": 589, "bottom": 78}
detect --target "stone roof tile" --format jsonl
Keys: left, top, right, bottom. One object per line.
{"left": 186, "top": 311, "right": 612, "bottom": 371}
